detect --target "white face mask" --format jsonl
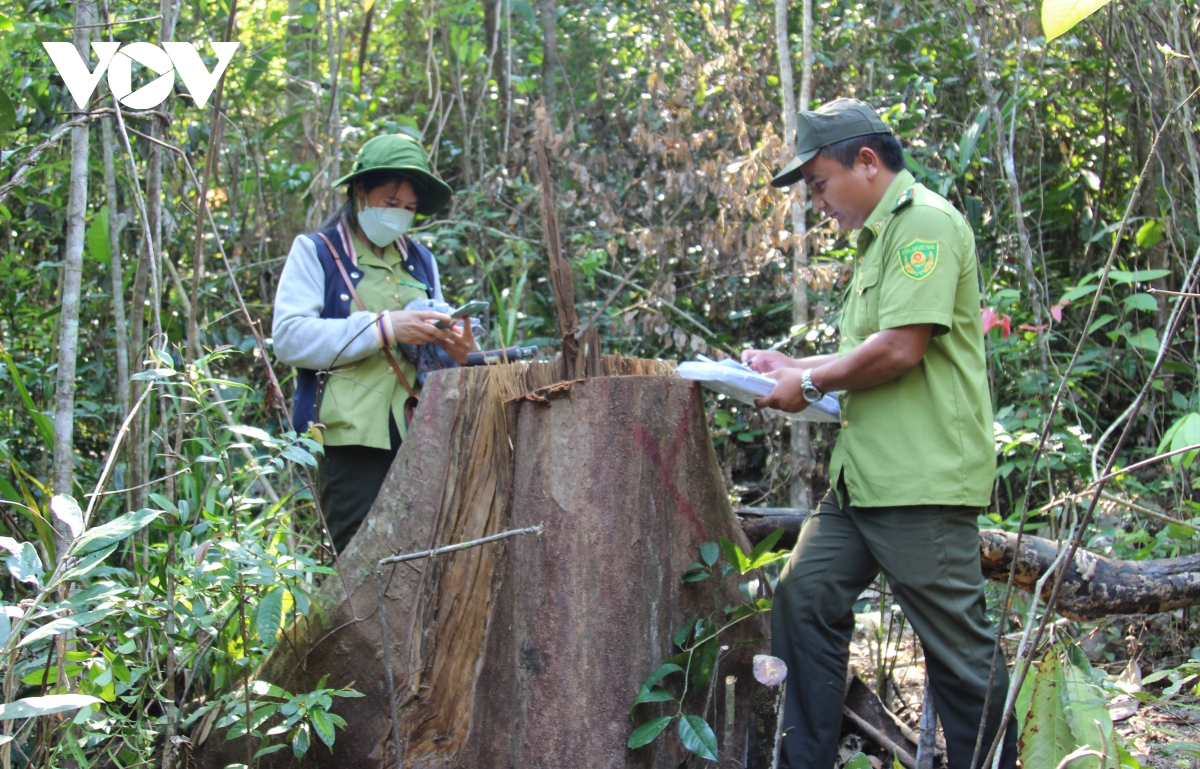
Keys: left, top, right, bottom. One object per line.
{"left": 357, "top": 203, "right": 415, "bottom": 247}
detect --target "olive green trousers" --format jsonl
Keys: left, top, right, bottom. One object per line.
{"left": 770, "top": 483, "right": 1017, "bottom": 769}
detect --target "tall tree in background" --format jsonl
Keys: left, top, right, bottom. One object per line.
{"left": 50, "top": 0, "right": 93, "bottom": 552}
{"left": 775, "top": 0, "right": 815, "bottom": 510}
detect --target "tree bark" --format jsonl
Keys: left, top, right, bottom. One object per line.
{"left": 737, "top": 509, "right": 1200, "bottom": 622}
{"left": 51, "top": 0, "right": 94, "bottom": 514}
{"left": 100, "top": 117, "right": 130, "bottom": 421}
{"left": 196, "top": 365, "right": 765, "bottom": 768}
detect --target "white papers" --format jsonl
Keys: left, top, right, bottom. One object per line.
{"left": 677, "top": 357, "right": 841, "bottom": 423}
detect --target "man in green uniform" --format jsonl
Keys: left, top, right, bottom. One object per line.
{"left": 743, "top": 99, "right": 1016, "bottom": 769}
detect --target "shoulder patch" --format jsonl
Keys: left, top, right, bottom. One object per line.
{"left": 891, "top": 188, "right": 915, "bottom": 213}
{"left": 898, "top": 239, "right": 939, "bottom": 280}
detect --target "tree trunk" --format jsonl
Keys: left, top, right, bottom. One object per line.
{"left": 539, "top": 0, "right": 557, "bottom": 122}
{"left": 51, "top": 0, "right": 93, "bottom": 512}
{"left": 195, "top": 363, "right": 766, "bottom": 768}
{"left": 737, "top": 509, "right": 1200, "bottom": 622}
{"left": 100, "top": 117, "right": 130, "bottom": 420}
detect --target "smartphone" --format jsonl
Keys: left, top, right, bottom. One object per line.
{"left": 434, "top": 300, "right": 488, "bottom": 329}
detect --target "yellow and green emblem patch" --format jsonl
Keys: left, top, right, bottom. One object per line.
{"left": 898, "top": 240, "right": 939, "bottom": 280}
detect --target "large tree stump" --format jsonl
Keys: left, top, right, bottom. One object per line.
{"left": 195, "top": 363, "right": 766, "bottom": 768}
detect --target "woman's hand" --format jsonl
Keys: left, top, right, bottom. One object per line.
{"left": 387, "top": 310, "right": 453, "bottom": 345}
{"left": 434, "top": 319, "right": 479, "bottom": 365}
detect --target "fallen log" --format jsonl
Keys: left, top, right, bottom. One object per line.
{"left": 736, "top": 509, "right": 1200, "bottom": 622}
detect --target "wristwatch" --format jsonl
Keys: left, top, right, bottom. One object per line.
{"left": 800, "top": 369, "right": 824, "bottom": 403}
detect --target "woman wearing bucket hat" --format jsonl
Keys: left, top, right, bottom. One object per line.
{"left": 272, "top": 134, "right": 478, "bottom": 553}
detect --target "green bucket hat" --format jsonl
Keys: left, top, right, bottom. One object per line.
{"left": 770, "top": 98, "right": 892, "bottom": 188}
{"left": 334, "top": 134, "right": 454, "bottom": 215}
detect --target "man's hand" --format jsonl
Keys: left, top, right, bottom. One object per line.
{"left": 742, "top": 349, "right": 796, "bottom": 374}
{"left": 754, "top": 369, "right": 812, "bottom": 413}
{"left": 434, "top": 319, "right": 479, "bottom": 365}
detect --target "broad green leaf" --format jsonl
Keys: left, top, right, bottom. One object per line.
{"left": 54, "top": 542, "right": 118, "bottom": 586}
{"left": 1108, "top": 269, "right": 1170, "bottom": 284}
{"left": 627, "top": 715, "right": 672, "bottom": 749}
{"left": 699, "top": 541, "right": 719, "bottom": 566}
{"left": 0, "top": 538, "right": 43, "bottom": 587}
{"left": 68, "top": 509, "right": 162, "bottom": 558}
{"left": 254, "top": 745, "right": 287, "bottom": 759}
{"left": 309, "top": 707, "right": 336, "bottom": 747}
{"left": 1062, "top": 658, "right": 1119, "bottom": 768}
{"left": 281, "top": 445, "right": 318, "bottom": 468}
{"left": 19, "top": 609, "right": 114, "bottom": 647}
{"left": 1042, "top": 0, "right": 1113, "bottom": 41}
{"left": 0, "top": 90, "right": 14, "bottom": 133}
{"left": 1018, "top": 651, "right": 1073, "bottom": 768}
{"left": 292, "top": 722, "right": 311, "bottom": 757}
{"left": 1087, "top": 314, "right": 1116, "bottom": 334}
{"left": 1060, "top": 284, "right": 1098, "bottom": 304}
{"left": 1135, "top": 220, "right": 1164, "bottom": 249}
{"left": 747, "top": 527, "right": 786, "bottom": 569}
{"left": 1125, "top": 327, "right": 1160, "bottom": 352}
{"left": 226, "top": 425, "right": 272, "bottom": 442}
{"left": 256, "top": 586, "right": 284, "bottom": 647}
{"left": 719, "top": 536, "right": 751, "bottom": 574}
{"left": 673, "top": 618, "right": 696, "bottom": 648}
{"left": 678, "top": 714, "right": 718, "bottom": 760}
{"left": 689, "top": 637, "right": 719, "bottom": 692}
{"left": 632, "top": 685, "right": 675, "bottom": 706}
{"left": 0, "top": 694, "right": 102, "bottom": 720}
{"left": 843, "top": 754, "right": 873, "bottom": 769}
{"left": 1159, "top": 413, "right": 1200, "bottom": 468}
{"left": 645, "top": 663, "right": 684, "bottom": 688}
{"left": 50, "top": 495, "right": 85, "bottom": 542}
{"left": 86, "top": 206, "right": 111, "bottom": 264}
{"left": 955, "top": 107, "right": 988, "bottom": 177}
{"left": 250, "top": 680, "right": 289, "bottom": 698}
{"left": 1122, "top": 294, "right": 1158, "bottom": 312}
{"left": 0, "top": 13, "right": 13, "bottom": 31}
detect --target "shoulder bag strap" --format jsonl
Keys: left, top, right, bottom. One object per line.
{"left": 316, "top": 229, "right": 418, "bottom": 400}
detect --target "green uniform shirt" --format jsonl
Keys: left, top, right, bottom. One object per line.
{"left": 320, "top": 232, "right": 428, "bottom": 449}
{"left": 829, "top": 170, "right": 995, "bottom": 508}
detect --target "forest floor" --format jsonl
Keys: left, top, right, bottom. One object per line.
{"left": 840, "top": 617, "right": 1200, "bottom": 769}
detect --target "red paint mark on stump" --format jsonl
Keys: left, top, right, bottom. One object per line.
{"left": 635, "top": 411, "right": 706, "bottom": 538}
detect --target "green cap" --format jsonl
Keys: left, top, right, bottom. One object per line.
{"left": 334, "top": 134, "right": 454, "bottom": 215}
{"left": 770, "top": 98, "right": 892, "bottom": 188}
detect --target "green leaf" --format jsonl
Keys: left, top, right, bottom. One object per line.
{"left": 1135, "top": 219, "right": 1164, "bottom": 250}
{"left": 226, "top": 425, "right": 272, "bottom": 443}
{"left": 1060, "top": 284, "right": 1098, "bottom": 304}
{"left": 1086, "top": 314, "right": 1116, "bottom": 334}
{"left": 0, "top": 90, "right": 14, "bottom": 133}
{"left": 1062, "top": 657, "right": 1119, "bottom": 768}
{"left": 67, "top": 509, "right": 162, "bottom": 558}
{"left": 292, "top": 722, "right": 311, "bottom": 757}
{"left": 1108, "top": 269, "right": 1170, "bottom": 284}
{"left": 0, "top": 13, "right": 13, "bottom": 31}
{"left": 699, "top": 541, "right": 719, "bottom": 566}
{"left": 1042, "top": 0, "right": 1114, "bottom": 41}
{"left": 1125, "top": 327, "right": 1160, "bottom": 352}
{"left": 673, "top": 618, "right": 696, "bottom": 648}
{"left": 281, "top": 445, "right": 318, "bottom": 468}
{"left": 86, "top": 206, "right": 111, "bottom": 264}
{"left": 50, "top": 495, "right": 85, "bottom": 543}
{"left": 1159, "top": 413, "right": 1200, "bottom": 468}
{"left": 0, "top": 538, "right": 43, "bottom": 587}
{"left": 256, "top": 586, "right": 284, "bottom": 648}
{"left": 955, "top": 106, "right": 988, "bottom": 177}
{"left": 19, "top": 609, "right": 114, "bottom": 648}
{"left": 55, "top": 542, "right": 118, "bottom": 585}
{"left": 0, "top": 694, "right": 102, "bottom": 720}
{"left": 627, "top": 715, "right": 672, "bottom": 749}
{"left": 689, "top": 637, "right": 719, "bottom": 692}
{"left": 1018, "top": 651, "right": 1073, "bottom": 768}
{"left": 678, "top": 715, "right": 719, "bottom": 760}
{"left": 719, "top": 536, "right": 751, "bottom": 574}
{"left": 0, "top": 345, "right": 55, "bottom": 448}
{"left": 249, "top": 680, "right": 289, "bottom": 699}
{"left": 843, "top": 754, "right": 873, "bottom": 769}
{"left": 747, "top": 527, "right": 786, "bottom": 569}
{"left": 1122, "top": 294, "right": 1158, "bottom": 312}
{"left": 309, "top": 707, "right": 336, "bottom": 748}
{"left": 645, "top": 663, "right": 685, "bottom": 688}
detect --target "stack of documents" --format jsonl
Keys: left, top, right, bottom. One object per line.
{"left": 677, "top": 357, "right": 841, "bottom": 423}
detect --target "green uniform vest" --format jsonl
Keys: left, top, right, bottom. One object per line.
{"left": 319, "top": 231, "right": 428, "bottom": 449}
